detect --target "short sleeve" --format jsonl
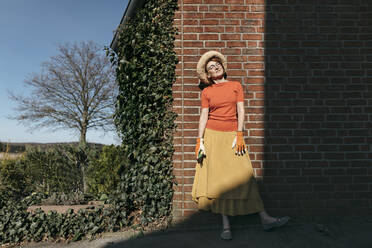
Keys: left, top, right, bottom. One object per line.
{"left": 236, "top": 82, "right": 244, "bottom": 102}
{"left": 201, "top": 89, "right": 209, "bottom": 108}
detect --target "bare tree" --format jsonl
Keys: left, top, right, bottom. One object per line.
{"left": 9, "top": 41, "right": 117, "bottom": 144}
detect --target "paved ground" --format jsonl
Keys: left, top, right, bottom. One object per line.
{"left": 19, "top": 213, "right": 372, "bottom": 248}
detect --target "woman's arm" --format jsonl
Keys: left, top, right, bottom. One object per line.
{"left": 237, "top": 101, "right": 244, "bottom": 131}
{"left": 198, "top": 108, "right": 209, "bottom": 138}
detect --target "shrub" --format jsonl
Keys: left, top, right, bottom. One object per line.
{"left": 0, "top": 144, "right": 102, "bottom": 200}
{"left": 86, "top": 145, "right": 125, "bottom": 197}
{"left": 22, "top": 145, "right": 84, "bottom": 195}
{"left": 0, "top": 157, "right": 32, "bottom": 200}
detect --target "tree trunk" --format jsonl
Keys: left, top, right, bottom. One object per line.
{"left": 79, "top": 125, "right": 88, "bottom": 193}
{"left": 81, "top": 165, "right": 87, "bottom": 193}
{"left": 79, "top": 128, "right": 87, "bottom": 145}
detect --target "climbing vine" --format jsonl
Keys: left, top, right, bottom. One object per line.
{"left": 108, "top": 0, "right": 179, "bottom": 224}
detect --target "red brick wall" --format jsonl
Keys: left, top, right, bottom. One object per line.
{"left": 172, "top": 0, "right": 372, "bottom": 219}
{"left": 263, "top": 0, "right": 372, "bottom": 216}
{"left": 173, "top": 0, "right": 266, "bottom": 219}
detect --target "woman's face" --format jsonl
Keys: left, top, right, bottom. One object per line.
{"left": 206, "top": 60, "right": 224, "bottom": 79}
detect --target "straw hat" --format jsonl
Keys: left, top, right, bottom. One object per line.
{"left": 196, "top": 51, "right": 227, "bottom": 83}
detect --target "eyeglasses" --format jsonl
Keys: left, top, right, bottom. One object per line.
{"left": 207, "top": 62, "right": 222, "bottom": 71}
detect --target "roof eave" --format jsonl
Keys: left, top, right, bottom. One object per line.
{"left": 110, "top": 0, "right": 147, "bottom": 52}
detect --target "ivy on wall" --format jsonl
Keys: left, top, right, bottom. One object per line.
{"left": 108, "top": 0, "right": 179, "bottom": 224}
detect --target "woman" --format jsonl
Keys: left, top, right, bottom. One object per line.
{"left": 192, "top": 51, "right": 289, "bottom": 240}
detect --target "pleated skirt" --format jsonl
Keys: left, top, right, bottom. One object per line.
{"left": 192, "top": 128, "right": 264, "bottom": 216}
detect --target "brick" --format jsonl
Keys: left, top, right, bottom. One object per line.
{"left": 182, "top": 56, "right": 199, "bottom": 62}
{"left": 199, "top": 5, "right": 208, "bottom": 11}
{"left": 252, "top": 161, "right": 262, "bottom": 168}
{"left": 241, "top": 19, "right": 261, "bottom": 26}
{"left": 248, "top": 56, "right": 264, "bottom": 61}
{"left": 183, "top": 13, "right": 203, "bottom": 19}
{"left": 242, "top": 49, "right": 262, "bottom": 55}
{"left": 249, "top": 115, "right": 264, "bottom": 121}
{"left": 246, "top": 13, "right": 265, "bottom": 19}
{"left": 184, "top": 27, "right": 203, "bottom": 33}
{"left": 199, "top": 34, "right": 219, "bottom": 40}
{"left": 225, "top": 26, "right": 235, "bottom": 32}
{"left": 331, "top": 176, "right": 352, "bottom": 184}
{"left": 183, "top": 34, "right": 197, "bottom": 40}
{"left": 204, "top": 13, "right": 224, "bottom": 19}
{"left": 183, "top": 19, "right": 199, "bottom": 25}
{"left": 228, "top": 63, "right": 243, "bottom": 69}
{"left": 221, "top": 34, "right": 241, "bottom": 40}
{"left": 246, "top": 122, "right": 264, "bottom": 129}
{"left": 200, "top": 19, "right": 219, "bottom": 25}
{"left": 245, "top": 77, "right": 264, "bottom": 84}
{"left": 227, "top": 56, "right": 247, "bottom": 62}
{"left": 227, "top": 41, "right": 246, "bottom": 47}
{"left": 209, "top": 5, "right": 229, "bottom": 12}
{"left": 245, "top": 0, "right": 265, "bottom": 3}
{"left": 354, "top": 176, "right": 372, "bottom": 184}
{"left": 248, "top": 70, "right": 264, "bottom": 76}
{"left": 222, "top": 48, "right": 242, "bottom": 55}
{"left": 204, "top": 26, "right": 224, "bottom": 32}
{"left": 247, "top": 85, "right": 264, "bottom": 91}
{"left": 228, "top": 70, "right": 246, "bottom": 76}
{"left": 183, "top": 63, "right": 198, "bottom": 69}
{"left": 249, "top": 129, "right": 264, "bottom": 136}
{"left": 236, "top": 26, "right": 256, "bottom": 33}
{"left": 230, "top": 5, "right": 250, "bottom": 11}
{"left": 183, "top": 5, "right": 198, "bottom": 11}
{"left": 183, "top": 115, "right": 199, "bottom": 122}
{"left": 183, "top": 41, "right": 203, "bottom": 47}
{"left": 251, "top": 5, "right": 265, "bottom": 12}
{"left": 242, "top": 34, "right": 263, "bottom": 40}
{"left": 220, "top": 19, "right": 240, "bottom": 25}
{"left": 205, "top": 41, "right": 225, "bottom": 47}
{"left": 226, "top": 0, "right": 244, "bottom": 3}
{"left": 255, "top": 92, "right": 264, "bottom": 98}
{"left": 225, "top": 12, "right": 245, "bottom": 19}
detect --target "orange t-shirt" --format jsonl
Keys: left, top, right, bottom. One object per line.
{"left": 201, "top": 81, "right": 244, "bottom": 131}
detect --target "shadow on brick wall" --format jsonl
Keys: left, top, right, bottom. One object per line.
{"left": 263, "top": 0, "right": 372, "bottom": 216}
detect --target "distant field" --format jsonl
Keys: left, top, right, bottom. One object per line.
{"left": 0, "top": 142, "right": 104, "bottom": 154}
{"left": 0, "top": 152, "right": 23, "bottom": 160}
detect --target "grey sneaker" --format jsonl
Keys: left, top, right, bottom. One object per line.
{"left": 220, "top": 228, "right": 232, "bottom": 240}
{"left": 262, "top": 216, "right": 290, "bottom": 231}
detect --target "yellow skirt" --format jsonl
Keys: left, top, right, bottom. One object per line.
{"left": 192, "top": 128, "right": 264, "bottom": 216}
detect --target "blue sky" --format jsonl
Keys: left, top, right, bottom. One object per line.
{"left": 0, "top": 0, "right": 128, "bottom": 145}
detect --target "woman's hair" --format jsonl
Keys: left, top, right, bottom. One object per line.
{"left": 198, "top": 56, "right": 227, "bottom": 90}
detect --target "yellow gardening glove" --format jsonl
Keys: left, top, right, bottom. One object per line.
{"left": 195, "top": 137, "right": 206, "bottom": 163}
{"left": 232, "top": 131, "right": 247, "bottom": 156}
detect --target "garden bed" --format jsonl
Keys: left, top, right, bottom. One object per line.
{"left": 27, "top": 201, "right": 110, "bottom": 214}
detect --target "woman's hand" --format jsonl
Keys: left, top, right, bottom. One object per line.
{"left": 195, "top": 137, "right": 206, "bottom": 163}
{"left": 232, "top": 131, "right": 246, "bottom": 156}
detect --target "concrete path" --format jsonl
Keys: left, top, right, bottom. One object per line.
{"left": 20, "top": 214, "right": 372, "bottom": 248}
